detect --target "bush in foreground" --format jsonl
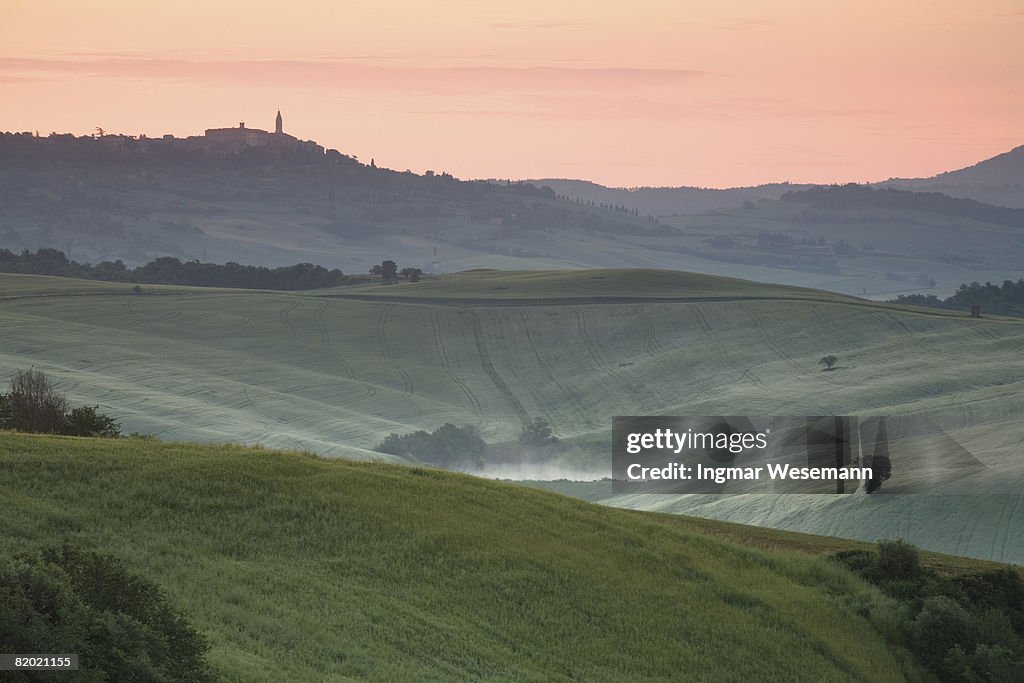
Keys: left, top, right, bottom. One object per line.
{"left": 0, "top": 543, "right": 213, "bottom": 682}
{"left": 0, "top": 369, "right": 120, "bottom": 437}
{"left": 834, "top": 541, "right": 1024, "bottom": 681}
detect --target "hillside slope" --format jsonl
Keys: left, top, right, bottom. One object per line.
{"left": 4, "top": 269, "right": 1024, "bottom": 562}
{"left": 0, "top": 133, "right": 657, "bottom": 274}
{"left": 0, "top": 432, "right": 923, "bottom": 682}
{"left": 881, "top": 145, "right": 1024, "bottom": 208}
{"left": 2, "top": 269, "right": 1021, "bottom": 452}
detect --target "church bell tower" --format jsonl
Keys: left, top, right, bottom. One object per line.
{"left": 275, "top": 110, "right": 283, "bottom": 134}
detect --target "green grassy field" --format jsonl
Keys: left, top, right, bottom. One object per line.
{"left": 0, "top": 432, "right": 933, "bottom": 681}
{"left": 3, "top": 269, "right": 1024, "bottom": 563}
{"left": 333, "top": 268, "right": 860, "bottom": 301}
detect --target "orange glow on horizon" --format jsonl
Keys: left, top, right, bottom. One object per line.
{"left": 2, "top": 0, "right": 1021, "bottom": 187}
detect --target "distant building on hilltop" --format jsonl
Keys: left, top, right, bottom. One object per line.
{"left": 202, "top": 111, "right": 323, "bottom": 154}
{"left": 2, "top": 111, "right": 341, "bottom": 161}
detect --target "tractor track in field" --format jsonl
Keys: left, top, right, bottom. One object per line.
{"left": 877, "top": 310, "right": 938, "bottom": 354}
{"left": 636, "top": 305, "right": 716, "bottom": 403}
{"left": 879, "top": 311, "right": 916, "bottom": 338}
{"left": 519, "top": 310, "right": 594, "bottom": 428}
{"left": 242, "top": 385, "right": 287, "bottom": 424}
{"left": 125, "top": 301, "right": 183, "bottom": 328}
{"left": 279, "top": 301, "right": 301, "bottom": 339}
{"left": 572, "top": 308, "right": 607, "bottom": 371}
{"left": 629, "top": 303, "right": 708, "bottom": 409}
{"left": 694, "top": 304, "right": 765, "bottom": 390}
{"left": 634, "top": 305, "right": 666, "bottom": 356}
{"left": 468, "top": 311, "right": 529, "bottom": 427}
{"left": 571, "top": 308, "right": 640, "bottom": 406}
{"left": 867, "top": 311, "right": 923, "bottom": 352}
{"left": 377, "top": 304, "right": 421, "bottom": 417}
{"left": 736, "top": 303, "right": 798, "bottom": 382}
{"left": 430, "top": 309, "right": 484, "bottom": 420}
{"left": 312, "top": 301, "right": 357, "bottom": 381}
{"left": 311, "top": 302, "right": 377, "bottom": 405}
{"left": 959, "top": 318, "right": 1000, "bottom": 341}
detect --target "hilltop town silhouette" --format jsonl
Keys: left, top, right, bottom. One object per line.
{"left": 2, "top": 111, "right": 332, "bottom": 159}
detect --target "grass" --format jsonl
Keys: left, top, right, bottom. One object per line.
{"left": 0, "top": 431, "right": 928, "bottom": 682}
{"left": 333, "top": 268, "right": 858, "bottom": 301}
{"left": 522, "top": 480, "right": 1024, "bottom": 581}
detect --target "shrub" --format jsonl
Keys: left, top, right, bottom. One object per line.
{"left": 877, "top": 539, "right": 921, "bottom": 582}
{"left": 376, "top": 423, "right": 486, "bottom": 469}
{"left": 0, "top": 392, "right": 12, "bottom": 429}
{"left": 835, "top": 540, "right": 1024, "bottom": 681}
{"left": 910, "top": 596, "right": 975, "bottom": 665}
{"left": 3, "top": 368, "right": 68, "bottom": 433}
{"left": 61, "top": 405, "right": 122, "bottom": 438}
{"left": 1, "top": 369, "right": 120, "bottom": 438}
{"left": 519, "top": 417, "right": 559, "bottom": 448}
{"left": 0, "top": 543, "right": 214, "bottom": 682}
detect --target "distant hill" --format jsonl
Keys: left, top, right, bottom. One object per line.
{"left": 0, "top": 131, "right": 659, "bottom": 273}
{"left": 931, "top": 145, "right": 1024, "bottom": 186}
{"left": 878, "top": 145, "right": 1024, "bottom": 208}
{"left": 779, "top": 184, "right": 1024, "bottom": 228}
{"left": 527, "top": 178, "right": 812, "bottom": 216}
{"left": 532, "top": 145, "right": 1024, "bottom": 214}
{"left": 654, "top": 184, "right": 1024, "bottom": 298}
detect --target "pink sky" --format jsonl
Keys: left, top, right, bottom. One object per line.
{"left": 2, "top": 0, "right": 1021, "bottom": 187}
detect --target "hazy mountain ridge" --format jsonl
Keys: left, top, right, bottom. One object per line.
{"left": 886, "top": 145, "right": 1024, "bottom": 188}
{"left": 531, "top": 144, "right": 1024, "bottom": 214}
{"left": 0, "top": 131, "right": 657, "bottom": 271}
{"left": 779, "top": 184, "right": 1024, "bottom": 228}
{"left": 528, "top": 178, "right": 814, "bottom": 216}
{"left": 878, "top": 146, "right": 1024, "bottom": 208}
{"left": 5, "top": 131, "right": 1024, "bottom": 299}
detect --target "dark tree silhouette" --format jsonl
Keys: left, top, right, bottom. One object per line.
{"left": 3, "top": 368, "right": 68, "bottom": 433}
{"left": 519, "top": 417, "right": 559, "bottom": 448}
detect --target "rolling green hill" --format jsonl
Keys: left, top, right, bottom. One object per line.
{"left": 3, "top": 269, "right": 1024, "bottom": 562}
{"left": 0, "top": 432, "right": 927, "bottom": 681}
